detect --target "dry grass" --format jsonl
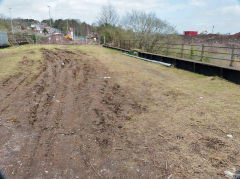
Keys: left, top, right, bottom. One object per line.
{"left": 0, "top": 45, "right": 57, "bottom": 80}
{"left": 78, "top": 45, "right": 240, "bottom": 124}
{"left": 68, "top": 45, "right": 240, "bottom": 177}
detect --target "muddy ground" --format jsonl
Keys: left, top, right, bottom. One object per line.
{"left": 0, "top": 48, "right": 145, "bottom": 178}
{"left": 0, "top": 47, "right": 240, "bottom": 178}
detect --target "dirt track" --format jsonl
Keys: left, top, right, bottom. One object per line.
{"left": 0, "top": 49, "right": 144, "bottom": 178}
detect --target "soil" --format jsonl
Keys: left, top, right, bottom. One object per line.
{"left": 0, "top": 48, "right": 145, "bottom": 178}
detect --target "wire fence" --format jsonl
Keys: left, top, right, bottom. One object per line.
{"left": 110, "top": 39, "right": 240, "bottom": 68}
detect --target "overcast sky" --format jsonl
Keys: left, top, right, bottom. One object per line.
{"left": 0, "top": 0, "right": 240, "bottom": 34}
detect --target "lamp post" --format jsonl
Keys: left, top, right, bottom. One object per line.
{"left": 48, "top": 5, "right": 51, "bottom": 28}
{"left": 9, "top": 8, "right": 14, "bottom": 34}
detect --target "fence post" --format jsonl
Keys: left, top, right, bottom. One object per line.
{"left": 166, "top": 43, "right": 169, "bottom": 56}
{"left": 230, "top": 45, "right": 235, "bottom": 67}
{"left": 129, "top": 40, "right": 131, "bottom": 50}
{"left": 200, "top": 44, "right": 205, "bottom": 61}
{"left": 190, "top": 44, "right": 195, "bottom": 59}
{"left": 181, "top": 44, "right": 184, "bottom": 58}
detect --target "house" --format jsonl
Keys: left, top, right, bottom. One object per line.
{"left": 31, "top": 23, "right": 45, "bottom": 33}
{"left": 30, "top": 23, "right": 61, "bottom": 35}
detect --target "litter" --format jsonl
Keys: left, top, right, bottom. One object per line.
{"left": 104, "top": 77, "right": 111, "bottom": 79}
{"left": 61, "top": 62, "right": 65, "bottom": 66}
{"left": 224, "top": 171, "right": 234, "bottom": 178}
{"left": 56, "top": 100, "right": 60, "bottom": 103}
{"left": 227, "top": 134, "right": 233, "bottom": 139}
{"left": 123, "top": 53, "right": 171, "bottom": 67}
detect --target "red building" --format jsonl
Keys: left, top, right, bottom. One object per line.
{"left": 184, "top": 31, "right": 198, "bottom": 36}
{"left": 233, "top": 32, "right": 240, "bottom": 36}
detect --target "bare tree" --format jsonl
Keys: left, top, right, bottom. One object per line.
{"left": 0, "top": 14, "right": 11, "bottom": 31}
{"left": 123, "top": 10, "right": 176, "bottom": 51}
{"left": 97, "top": 4, "right": 119, "bottom": 26}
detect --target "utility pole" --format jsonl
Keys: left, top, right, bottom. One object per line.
{"left": 67, "top": 19, "right": 69, "bottom": 34}
{"left": 9, "top": 8, "right": 14, "bottom": 34}
{"left": 73, "top": 27, "right": 74, "bottom": 40}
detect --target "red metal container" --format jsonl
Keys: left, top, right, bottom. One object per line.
{"left": 184, "top": 31, "right": 198, "bottom": 36}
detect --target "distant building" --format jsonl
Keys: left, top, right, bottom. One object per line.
{"left": 49, "top": 27, "right": 62, "bottom": 34}
{"left": 184, "top": 31, "right": 198, "bottom": 36}
{"left": 30, "top": 23, "right": 62, "bottom": 35}
{"left": 233, "top": 32, "right": 240, "bottom": 36}
{"left": 31, "top": 23, "right": 45, "bottom": 33}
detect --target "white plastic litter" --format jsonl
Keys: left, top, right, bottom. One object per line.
{"left": 123, "top": 53, "right": 171, "bottom": 67}
{"left": 200, "top": 97, "right": 203, "bottom": 99}
{"left": 56, "top": 100, "right": 60, "bottom": 103}
{"left": 232, "top": 167, "right": 237, "bottom": 173}
{"left": 61, "top": 62, "right": 65, "bottom": 66}
{"left": 227, "top": 134, "right": 233, "bottom": 139}
{"left": 104, "top": 77, "right": 111, "bottom": 79}
{"left": 224, "top": 171, "right": 234, "bottom": 178}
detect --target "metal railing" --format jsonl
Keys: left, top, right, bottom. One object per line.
{"left": 110, "top": 40, "right": 240, "bottom": 68}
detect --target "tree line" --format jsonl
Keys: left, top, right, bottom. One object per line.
{"left": 96, "top": 4, "right": 177, "bottom": 51}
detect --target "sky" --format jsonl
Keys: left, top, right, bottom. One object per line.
{"left": 0, "top": 0, "right": 240, "bottom": 34}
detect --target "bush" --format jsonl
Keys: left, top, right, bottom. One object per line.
{"left": 29, "top": 34, "right": 36, "bottom": 43}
